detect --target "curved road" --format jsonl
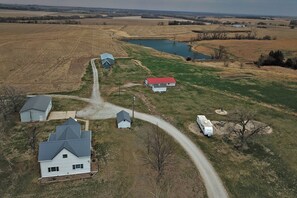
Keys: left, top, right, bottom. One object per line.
{"left": 56, "top": 58, "right": 229, "bottom": 198}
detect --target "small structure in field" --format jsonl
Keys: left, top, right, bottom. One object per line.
{"left": 145, "top": 77, "right": 176, "bottom": 87}
{"left": 152, "top": 84, "right": 167, "bottom": 93}
{"left": 232, "top": 24, "right": 246, "bottom": 28}
{"left": 116, "top": 110, "right": 131, "bottom": 129}
{"left": 38, "top": 118, "right": 92, "bottom": 178}
{"left": 20, "top": 95, "right": 52, "bottom": 122}
{"left": 100, "top": 53, "right": 115, "bottom": 69}
{"left": 196, "top": 115, "right": 213, "bottom": 137}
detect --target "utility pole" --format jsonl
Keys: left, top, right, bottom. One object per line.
{"left": 132, "top": 95, "right": 136, "bottom": 122}
{"left": 118, "top": 84, "right": 121, "bottom": 96}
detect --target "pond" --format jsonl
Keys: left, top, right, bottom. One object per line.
{"left": 126, "top": 39, "right": 211, "bottom": 60}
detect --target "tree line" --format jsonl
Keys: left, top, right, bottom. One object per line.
{"left": 190, "top": 30, "right": 275, "bottom": 42}
{"left": 168, "top": 20, "right": 206, "bottom": 25}
{"left": 257, "top": 50, "right": 297, "bottom": 70}
{"left": 0, "top": 15, "right": 83, "bottom": 24}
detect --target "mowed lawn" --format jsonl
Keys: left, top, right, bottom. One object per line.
{"left": 100, "top": 44, "right": 297, "bottom": 197}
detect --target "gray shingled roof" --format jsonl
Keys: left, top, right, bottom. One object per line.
{"left": 38, "top": 118, "right": 91, "bottom": 161}
{"left": 116, "top": 110, "right": 131, "bottom": 124}
{"left": 20, "top": 95, "right": 51, "bottom": 113}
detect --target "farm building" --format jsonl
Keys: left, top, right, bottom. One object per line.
{"left": 152, "top": 84, "right": 167, "bottom": 93}
{"left": 232, "top": 24, "right": 246, "bottom": 28}
{"left": 38, "top": 118, "right": 92, "bottom": 178}
{"left": 116, "top": 110, "right": 131, "bottom": 129}
{"left": 100, "top": 53, "right": 115, "bottom": 69}
{"left": 20, "top": 95, "right": 52, "bottom": 122}
{"left": 145, "top": 77, "right": 176, "bottom": 87}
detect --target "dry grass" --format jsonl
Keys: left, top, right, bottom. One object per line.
{"left": 194, "top": 38, "right": 297, "bottom": 61}
{"left": 0, "top": 23, "right": 127, "bottom": 93}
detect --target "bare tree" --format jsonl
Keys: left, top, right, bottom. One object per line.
{"left": 0, "top": 85, "right": 25, "bottom": 121}
{"left": 229, "top": 108, "right": 268, "bottom": 150}
{"left": 212, "top": 45, "right": 228, "bottom": 60}
{"left": 144, "top": 126, "right": 175, "bottom": 183}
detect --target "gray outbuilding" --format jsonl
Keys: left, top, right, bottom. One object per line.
{"left": 116, "top": 110, "right": 131, "bottom": 129}
{"left": 20, "top": 95, "right": 52, "bottom": 122}
{"left": 100, "top": 53, "right": 115, "bottom": 69}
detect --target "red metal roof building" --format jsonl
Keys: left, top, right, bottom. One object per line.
{"left": 145, "top": 77, "right": 176, "bottom": 87}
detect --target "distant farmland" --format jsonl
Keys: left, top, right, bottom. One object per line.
{"left": 0, "top": 24, "right": 127, "bottom": 93}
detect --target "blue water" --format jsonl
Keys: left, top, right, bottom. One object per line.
{"left": 126, "top": 39, "right": 211, "bottom": 60}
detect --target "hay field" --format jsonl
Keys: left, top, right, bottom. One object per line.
{"left": 0, "top": 24, "right": 127, "bottom": 93}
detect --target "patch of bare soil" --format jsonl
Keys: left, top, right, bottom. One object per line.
{"left": 188, "top": 120, "right": 272, "bottom": 137}
{"left": 123, "top": 82, "right": 142, "bottom": 88}
{"left": 212, "top": 120, "right": 273, "bottom": 136}
{"left": 188, "top": 122, "right": 204, "bottom": 136}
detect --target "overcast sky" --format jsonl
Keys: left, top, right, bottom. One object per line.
{"left": 1, "top": 0, "right": 297, "bottom": 16}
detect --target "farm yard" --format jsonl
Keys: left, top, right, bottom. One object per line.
{"left": 0, "top": 10, "right": 297, "bottom": 198}
{"left": 0, "top": 99, "right": 206, "bottom": 197}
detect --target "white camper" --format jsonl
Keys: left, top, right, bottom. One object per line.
{"left": 196, "top": 115, "right": 213, "bottom": 137}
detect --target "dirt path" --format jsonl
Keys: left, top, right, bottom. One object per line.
{"left": 132, "top": 59, "right": 152, "bottom": 75}
{"left": 53, "top": 58, "right": 228, "bottom": 198}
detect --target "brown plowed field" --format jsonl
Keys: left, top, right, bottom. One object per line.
{"left": 0, "top": 24, "right": 127, "bottom": 93}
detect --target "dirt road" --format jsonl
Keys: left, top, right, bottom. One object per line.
{"left": 60, "top": 58, "right": 229, "bottom": 198}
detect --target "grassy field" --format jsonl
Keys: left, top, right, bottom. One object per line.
{"left": 99, "top": 44, "right": 297, "bottom": 197}
{"left": 0, "top": 98, "right": 206, "bottom": 197}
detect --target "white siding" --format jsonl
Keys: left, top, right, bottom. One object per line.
{"left": 20, "top": 101, "right": 51, "bottom": 122}
{"left": 166, "top": 82, "right": 176, "bottom": 87}
{"left": 117, "top": 121, "right": 131, "bottom": 129}
{"left": 39, "top": 149, "right": 91, "bottom": 178}
{"left": 20, "top": 110, "right": 45, "bottom": 122}
{"left": 152, "top": 86, "right": 167, "bottom": 93}
{"left": 44, "top": 101, "right": 52, "bottom": 120}
{"left": 20, "top": 111, "right": 31, "bottom": 122}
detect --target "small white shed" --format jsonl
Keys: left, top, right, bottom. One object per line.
{"left": 116, "top": 110, "right": 131, "bottom": 129}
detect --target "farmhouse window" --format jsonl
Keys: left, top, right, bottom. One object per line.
{"left": 63, "top": 154, "right": 68, "bottom": 158}
{"left": 72, "top": 164, "right": 84, "bottom": 169}
{"left": 48, "top": 166, "right": 59, "bottom": 172}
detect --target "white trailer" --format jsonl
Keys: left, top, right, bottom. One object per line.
{"left": 196, "top": 115, "right": 213, "bottom": 137}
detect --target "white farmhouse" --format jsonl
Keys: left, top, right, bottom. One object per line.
{"left": 20, "top": 95, "right": 52, "bottom": 122}
{"left": 38, "top": 118, "right": 92, "bottom": 178}
{"left": 116, "top": 110, "right": 131, "bottom": 129}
